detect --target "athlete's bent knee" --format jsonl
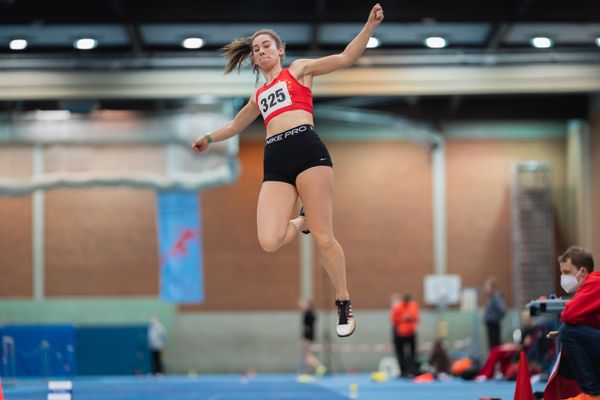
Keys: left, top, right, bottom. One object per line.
{"left": 258, "top": 234, "right": 283, "bottom": 253}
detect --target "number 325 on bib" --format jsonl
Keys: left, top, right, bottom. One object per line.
{"left": 258, "top": 81, "right": 292, "bottom": 119}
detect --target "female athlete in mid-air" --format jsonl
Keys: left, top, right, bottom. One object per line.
{"left": 193, "top": 4, "right": 384, "bottom": 337}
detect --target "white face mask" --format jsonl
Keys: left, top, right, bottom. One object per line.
{"left": 560, "top": 270, "right": 581, "bottom": 293}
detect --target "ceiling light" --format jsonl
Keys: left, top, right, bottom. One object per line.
{"left": 74, "top": 38, "right": 98, "bottom": 50}
{"left": 191, "top": 95, "right": 218, "bottom": 105}
{"left": 9, "top": 39, "right": 27, "bottom": 50}
{"left": 367, "top": 37, "right": 380, "bottom": 49}
{"left": 182, "top": 37, "right": 204, "bottom": 49}
{"left": 24, "top": 110, "right": 72, "bottom": 121}
{"left": 424, "top": 36, "right": 447, "bottom": 49}
{"left": 530, "top": 36, "right": 553, "bottom": 49}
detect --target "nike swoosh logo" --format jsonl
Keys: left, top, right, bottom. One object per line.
{"left": 320, "top": 158, "right": 328, "bottom": 161}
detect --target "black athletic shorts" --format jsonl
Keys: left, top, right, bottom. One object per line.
{"left": 263, "top": 124, "right": 333, "bottom": 186}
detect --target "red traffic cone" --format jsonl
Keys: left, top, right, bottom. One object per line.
{"left": 514, "top": 351, "right": 534, "bottom": 400}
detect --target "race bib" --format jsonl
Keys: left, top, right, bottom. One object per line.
{"left": 258, "top": 81, "right": 292, "bottom": 120}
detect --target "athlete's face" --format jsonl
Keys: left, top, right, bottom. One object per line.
{"left": 252, "top": 34, "right": 283, "bottom": 71}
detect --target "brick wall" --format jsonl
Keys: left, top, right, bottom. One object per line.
{"left": 0, "top": 137, "right": 568, "bottom": 309}
{"left": 0, "top": 196, "right": 33, "bottom": 296}
{"left": 44, "top": 188, "right": 159, "bottom": 296}
{"left": 446, "top": 139, "right": 567, "bottom": 306}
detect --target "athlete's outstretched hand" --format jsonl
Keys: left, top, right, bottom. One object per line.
{"left": 192, "top": 135, "right": 210, "bottom": 153}
{"left": 367, "top": 3, "right": 384, "bottom": 29}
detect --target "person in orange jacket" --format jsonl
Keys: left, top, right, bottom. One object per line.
{"left": 390, "top": 293, "right": 420, "bottom": 377}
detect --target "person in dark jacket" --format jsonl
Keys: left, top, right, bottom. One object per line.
{"left": 299, "top": 298, "right": 327, "bottom": 376}
{"left": 483, "top": 276, "right": 507, "bottom": 351}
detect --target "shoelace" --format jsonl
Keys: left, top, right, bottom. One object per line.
{"left": 336, "top": 300, "right": 352, "bottom": 325}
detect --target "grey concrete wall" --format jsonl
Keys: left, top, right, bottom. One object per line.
{"left": 164, "top": 309, "right": 519, "bottom": 374}
{"left": 0, "top": 299, "right": 526, "bottom": 374}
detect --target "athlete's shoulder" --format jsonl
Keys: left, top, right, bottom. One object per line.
{"left": 289, "top": 59, "right": 311, "bottom": 78}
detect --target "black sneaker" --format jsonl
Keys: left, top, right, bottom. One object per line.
{"left": 335, "top": 299, "right": 355, "bottom": 337}
{"left": 299, "top": 207, "right": 310, "bottom": 234}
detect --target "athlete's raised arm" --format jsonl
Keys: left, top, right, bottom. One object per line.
{"left": 292, "top": 4, "right": 383, "bottom": 79}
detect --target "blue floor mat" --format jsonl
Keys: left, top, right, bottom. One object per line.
{"left": 1, "top": 374, "right": 547, "bottom": 400}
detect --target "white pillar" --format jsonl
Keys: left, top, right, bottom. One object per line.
{"left": 32, "top": 144, "right": 45, "bottom": 300}
{"left": 432, "top": 139, "right": 447, "bottom": 274}
{"left": 566, "top": 119, "right": 592, "bottom": 248}
{"left": 299, "top": 235, "right": 314, "bottom": 300}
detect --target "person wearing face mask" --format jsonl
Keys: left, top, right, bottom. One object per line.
{"left": 192, "top": 4, "right": 384, "bottom": 338}
{"left": 555, "top": 246, "right": 600, "bottom": 400}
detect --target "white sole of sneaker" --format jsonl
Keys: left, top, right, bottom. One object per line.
{"left": 336, "top": 322, "right": 356, "bottom": 337}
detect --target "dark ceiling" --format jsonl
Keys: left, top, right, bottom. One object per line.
{"left": 2, "top": 0, "right": 600, "bottom": 24}
{"left": 0, "top": 0, "right": 598, "bottom": 120}
{"left": 1, "top": 0, "right": 600, "bottom": 53}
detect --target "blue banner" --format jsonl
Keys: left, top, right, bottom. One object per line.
{"left": 156, "top": 191, "right": 204, "bottom": 303}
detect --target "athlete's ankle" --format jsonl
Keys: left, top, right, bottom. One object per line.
{"left": 299, "top": 207, "right": 310, "bottom": 234}
{"left": 290, "top": 217, "right": 304, "bottom": 231}
{"left": 297, "top": 218, "right": 308, "bottom": 233}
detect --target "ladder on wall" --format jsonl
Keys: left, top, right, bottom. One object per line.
{"left": 511, "top": 162, "right": 556, "bottom": 308}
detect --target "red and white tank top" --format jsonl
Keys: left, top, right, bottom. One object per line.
{"left": 255, "top": 68, "right": 313, "bottom": 125}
